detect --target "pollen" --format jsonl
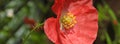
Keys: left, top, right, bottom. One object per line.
{"left": 61, "top": 12, "right": 77, "bottom": 29}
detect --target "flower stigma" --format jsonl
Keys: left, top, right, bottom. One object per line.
{"left": 61, "top": 12, "right": 77, "bottom": 29}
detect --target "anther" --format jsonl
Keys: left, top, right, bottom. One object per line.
{"left": 61, "top": 12, "right": 77, "bottom": 29}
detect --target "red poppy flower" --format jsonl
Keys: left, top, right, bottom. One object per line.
{"left": 44, "top": 0, "right": 98, "bottom": 44}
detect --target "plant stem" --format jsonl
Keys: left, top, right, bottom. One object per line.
{"left": 22, "top": 23, "right": 43, "bottom": 44}
{"left": 104, "top": 30, "right": 112, "bottom": 44}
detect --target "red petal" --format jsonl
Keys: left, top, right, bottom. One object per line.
{"left": 44, "top": 17, "right": 58, "bottom": 43}
{"left": 61, "top": 5, "right": 98, "bottom": 44}
{"left": 74, "top": 10, "right": 98, "bottom": 44}
{"left": 52, "top": 0, "right": 64, "bottom": 15}
{"left": 52, "top": 0, "right": 93, "bottom": 17}
{"left": 63, "top": 0, "right": 92, "bottom": 9}
{"left": 68, "top": 1, "right": 93, "bottom": 16}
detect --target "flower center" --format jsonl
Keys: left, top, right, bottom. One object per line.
{"left": 61, "top": 12, "right": 77, "bottom": 29}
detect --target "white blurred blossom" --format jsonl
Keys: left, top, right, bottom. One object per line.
{"left": 6, "top": 9, "right": 14, "bottom": 17}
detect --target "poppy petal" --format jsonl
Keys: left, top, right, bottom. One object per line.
{"left": 52, "top": 0, "right": 64, "bottom": 15}
{"left": 74, "top": 9, "right": 98, "bottom": 44}
{"left": 44, "top": 17, "right": 58, "bottom": 43}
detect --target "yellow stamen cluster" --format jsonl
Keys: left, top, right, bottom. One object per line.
{"left": 61, "top": 12, "right": 77, "bottom": 29}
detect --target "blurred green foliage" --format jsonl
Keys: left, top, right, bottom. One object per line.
{"left": 95, "top": 0, "right": 120, "bottom": 44}
{"left": 0, "top": 0, "right": 53, "bottom": 44}
{"left": 0, "top": 0, "right": 120, "bottom": 44}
